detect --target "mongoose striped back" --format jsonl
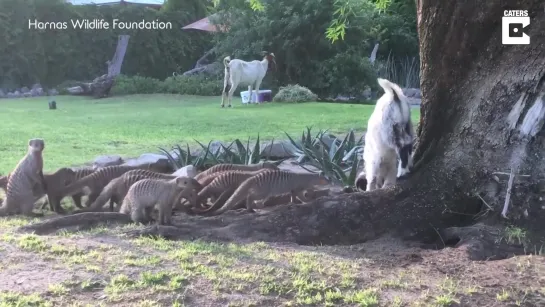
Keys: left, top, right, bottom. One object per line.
{"left": 194, "top": 162, "right": 278, "bottom": 181}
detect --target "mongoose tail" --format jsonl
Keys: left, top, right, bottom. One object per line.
{"left": 194, "top": 162, "right": 278, "bottom": 181}
{"left": 210, "top": 171, "right": 330, "bottom": 216}
{"left": 0, "top": 138, "right": 47, "bottom": 217}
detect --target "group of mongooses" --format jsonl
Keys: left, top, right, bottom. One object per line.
{"left": 177, "top": 163, "right": 331, "bottom": 216}
{"left": 0, "top": 139, "right": 331, "bottom": 225}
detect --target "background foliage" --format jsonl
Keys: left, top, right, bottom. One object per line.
{"left": 210, "top": 0, "right": 419, "bottom": 97}
{"left": 0, "top": 0, "right": 419, "bottom": 97}
{"left": 0, "top": 0, "right": 211, "bottom": 90}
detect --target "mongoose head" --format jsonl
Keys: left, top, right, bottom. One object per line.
{"left": 28, "top": 138, "right": 45, "bottom": 152}
{"left": 175, "top": 176, "right": 203, "bottom": 192}
{"left": 178, "top": 186, "right": 199, "bottom": 208}
{"left": 51, "top": 168, "right": 77, "bottom": 187}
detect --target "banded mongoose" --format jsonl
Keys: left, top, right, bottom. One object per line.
{"left": 194, "top": 162, "right": 278, "bottom": 181}
{"left": 260, "top": 188, "right": 330, "bottom": 207}
{"left": 78, "top": 169, "right": 202, "bottom": 213}
{"left": 184, "top": 169, "right": 274, "bottom": 213}
{"left": 119, "top": 177, "right": 189, "bottom": 225}
{"left": 209, "top": 171, "right": 330, "bottom": 215}
{"left": 40, "top": 167, "right": 95, "bottom": 213}
{"left": 178, "top": 170, "right": 231, "bottom": 207}
{"left": 60, "top": 165, "right": 146, "bottom": 208}
{"left": 0, "top": 139, "right": 47, "bottom": 216}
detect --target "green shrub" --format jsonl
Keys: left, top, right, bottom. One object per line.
{"left": 163, "top": 75, "right": 223, "bottom": 96}
{"left": 109, "top": 74, "right": 223, "bottom": 96}
{"left": 111, "top": 75, "right": 164, "bottom": 95}
{"left": 272, "top": 84, "right": 318, "bottom": 103}
{"left": 0, "top": 0, "right": 211, "bottom": 89}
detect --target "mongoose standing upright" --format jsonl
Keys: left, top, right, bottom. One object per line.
{"left": 0, "top": 139, "right": 47, "bottom": 216}
{"left": 119, "top": 177, "right": 189, "bottom": 225}
{"left": 79, "top": 169, "right": 201, "bottom": 213}
{"left": 194, "top": 162, "right": 278, "bottom": 181}
{"left": 210, "top": 170, "right": 330, "bottom": 216}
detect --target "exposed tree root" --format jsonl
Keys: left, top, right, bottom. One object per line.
{"left": 17, "top": 212, "right": 132, "bottom": 235}
{"left": 15, "top": 169, "right": 482, "bottom": 247}
{"left": 440, "top": 223, "right": 526, "bottom": 261}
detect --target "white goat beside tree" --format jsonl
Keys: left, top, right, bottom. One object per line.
{"left": 220, "top": 52, "right": 276, "bottom": 108}
{"left": 357, "top": 78, "right": 415, "bottom": 191}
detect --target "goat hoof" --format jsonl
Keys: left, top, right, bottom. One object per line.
{"left": 228, "top": 105, "right": 232, "bottom": 108}
{"left": 221, "top": 105, "right": 224, "bottom": 108}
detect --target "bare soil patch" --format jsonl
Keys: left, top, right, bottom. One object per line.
{"left": 0, "top": 214, "right": 543, "bottom": 307}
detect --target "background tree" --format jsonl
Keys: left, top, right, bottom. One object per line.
{"left": 211, "top": 0, "right": 418, "bottom": 96}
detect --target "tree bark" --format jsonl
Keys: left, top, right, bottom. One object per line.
{"left": 107, "top": 35, "right": 130, "bottom": 77}
{"left": 23, "top": 1, "right": 545, "bottom": 260}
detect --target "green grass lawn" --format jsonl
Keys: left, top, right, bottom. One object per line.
{"left": 0, "top": 94, "right": 420, "bottom": 173}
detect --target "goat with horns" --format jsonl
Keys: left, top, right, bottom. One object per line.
{"left": 221, "top": 51, "right": 276, "bottom": 108}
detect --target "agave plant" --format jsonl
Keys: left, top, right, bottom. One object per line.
{"left": 158, "top": 143, "right": 212, "bottom": 171}
{"left": 283, "top": 127, "right": 364, "bottom": 186}
{"left": 159, "top": 135, "right": 284, "bottom": 171}
{"left": 218, "top": 135, "right": 285, "bottom": 166}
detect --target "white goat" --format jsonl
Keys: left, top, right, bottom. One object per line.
{"left": 221, "top": 52, "right": 276, "bottom": 108}
{"left": 362, "top": 78, "right": 415, "bottom": 191}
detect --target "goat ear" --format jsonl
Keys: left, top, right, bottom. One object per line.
{"left": 269, "top": 53, "right": 275, "bottom": 57}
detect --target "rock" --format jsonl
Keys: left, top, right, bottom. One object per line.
{"left": 20, "top": 87, "right": 30, "bottom": 94}
{"left": 260, "top": 140, "right": 297, "bottom": 159}
{"left": 172, "top": 165, "right": 197, "bottom": 178}
{"left": 0, "top": 89, "right": 5, "bottom": 98}
{"left": 67, "top": 86, "right": 84, "bottom": 95}
{"left": 208, "top": 140, "right": 226, "bottom": 155}
{"left": 31, "top": 83, "right": 42, "bottom": 90}
{"left": 30, "top": 87, "right": 44, "bottom": 96}
{"left": 361, "top": 88, "right": 372, "bottom": 100}
{"left": 277, "top": 158, "right": 319, "bottom": 174}
{"left": 93, "top": 155, "right": 124, "bottom": 169}
{"left": 48, "top": 89, "right": 59, "bottom": 96}
{"left": 403, "top": 88, "right": 421, "bottom": 98}
{"left": 12, "top": 91, "right": 21, "bottom": 98}
{"left": 319, "top": 134, "right": 337, "bottom": 148}
{"left": 22, "top": 92, "right": 32, "bottom": 97}
{"left": 122, "top": 153, "right": 173, "bottom": 173}
{"left": 6, "top": 92, "right": 15, "bottom": 98}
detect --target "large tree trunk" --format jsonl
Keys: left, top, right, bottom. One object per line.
{"left": 22, "top": 1, "right": 545, "bottom": 260}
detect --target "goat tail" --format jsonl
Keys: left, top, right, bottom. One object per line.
{"left": 377, "top": 78, "right": 405, "bottom": 103}
{"left": 223, "top": 56, "right": 231, "bottom": 69}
